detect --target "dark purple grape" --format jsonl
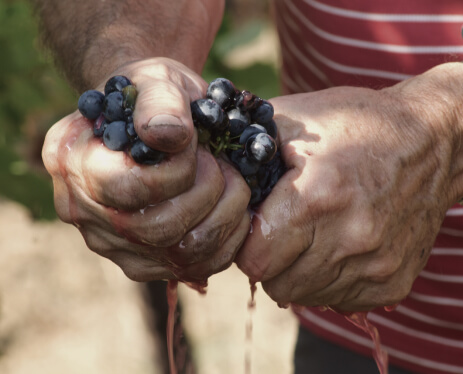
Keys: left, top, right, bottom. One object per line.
{"left": 239, "top": 124, "right": 267, "bottom": 145}
{"left": 206, "top": 78, "right": 236, "bottom": 110}
{"left": 259, "top": 151, "right": 287, "bottom": 198}
{"left": 234, "top": 91, "right": 262, "bottom": 112}
{"left": 190, "top": 99, "right": 229, "bottom": 133}
{"left": 229, "top": 150, "right": 260, "bottom": 176}
{"left": 261, "top": 119, "right": 278, "bottom": 139}
{"left": 256, "top": 164, "right": 270, "bottom": 189}
{"left": 103, "top": 121, "right": 130, "bottom": 151}
{"left": 124, "top": 108, "right": 133, "bottom": 121}
{"left": 250, "top": 100, "right": 274, "bottom": 124}
{"left": 104, "top": 75, "right": 132, "bottom": 95}
{"left": 125, "top": 121, "right": 138, "bottom": 141}
{"left": 245, "top": 133, "right": 277, "bottom": 164}
{"left": 131, "top": 139, "right": 165, "bottom": 165}
{"left": 229, "top": 149, "right": 245, "bottom": 164}
{"left": 78, "top": 90, "right": 104, "bottom": 120}
{"left": 103, "top": 91, "right": 125, "bottom": 122}
{"left": 227, "top": 108, "right": 250, "bottom": 137}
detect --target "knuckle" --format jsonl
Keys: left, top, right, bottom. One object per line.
{"left": 147, "top": 210, "right": 188, "bottom": 248}
{"left": 212, "top": 249, "right": 237, "bottom": 273}
{"left": 368, "top": 256, "right": 402, "bottom": 284}
{"left": 190, "top": 226, "right": 225, "bottom": 262}
{"left": 151, "top": 59, "right": 174, "bottom": 79}
{"left": 104, "top": 173, "right": 150, "bottom": 210}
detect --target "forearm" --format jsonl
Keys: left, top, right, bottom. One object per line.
{"left": 31, "top": 0, "right": 224, "bottom": 91}
{"left": 383, "top": 62, "right": 463, "bottom": 208}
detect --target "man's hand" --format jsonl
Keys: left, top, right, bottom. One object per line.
{"left": 236, "top": 63, "right": 463, "bottom": 311}
{"left": 43, "top": 58, "right": 251, "bottom": 282}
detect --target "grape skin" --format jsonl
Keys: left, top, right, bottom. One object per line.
{"left": 78, "top": 90, "right": 105, "bottom": 120}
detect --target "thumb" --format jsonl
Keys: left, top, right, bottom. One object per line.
{"left": 132, "top": 67, "right": 206, "bottom": 153}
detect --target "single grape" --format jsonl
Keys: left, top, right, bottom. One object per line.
{"left": 239, "top": 124, "right": 267, "bottom": 145}
{"left": 229, "top": 150, "right": 261, "bottom": 176}
{"left": 131, "top": 139, "right": 165, "bottom": 165}
{"left": 78, "top": 90, "right": 105, "bottom": 120}
{"left": 190, "top": 99, "right": 229, "bottom": 133}
{"left": 245, "top": 133, "right": 277, "bottom": 164}
{"left": 227, "top": 108, "right": 250, "bottom": 137}
{"left": 235, "top": 91, "right": 261, "bottom": 112}
{"left": 103, "top": 121, "right": 131, "bottom": 151}
{"left": 104, "top": 75, "right": 132, "bottom": 95}
{"left": 250, "top": 100, "right": 274, "bottom": 124}
{"left": 103, "top": 91, "right": 125, "bottom": 122}
{"left": 122, "top": 85, "right": 137, "bottom": 110}
{"left": 206, "top": 78, "right": 236, "bottom": 110}
{"left": 261, "top": 119, "right": 278, "bottom": 140}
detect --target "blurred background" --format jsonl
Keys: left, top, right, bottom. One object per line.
{"left": 0, "top": 0, "right": 298, "bottom": 373}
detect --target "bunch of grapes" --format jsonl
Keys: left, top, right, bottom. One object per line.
{"left": 77, "top": 76, "right": 286, "bottom": 206}
{"left": 191, "top": 78, "right": 286, "bottom": 206}
{"left": 77, "top": 75, "right": 165, "bottom": 165}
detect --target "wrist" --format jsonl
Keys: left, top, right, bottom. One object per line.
{"left": 79, "top": 1, "right": 224, "bottom": 90}
{"left": 387, "top": 62, "right": 463, "bottom": 208}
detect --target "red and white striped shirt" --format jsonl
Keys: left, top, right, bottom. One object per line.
{"left": 273, "top": 1, "right": 463, "bottom": 373}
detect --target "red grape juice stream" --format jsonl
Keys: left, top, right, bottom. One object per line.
{"left": 245, "top": 281, "right": 257, "bottom": 374}
{"left": 344, "top": 311, "right": 389, "bottom": 374}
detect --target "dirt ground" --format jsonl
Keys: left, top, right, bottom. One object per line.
{"left": 0, "top": 199, "right": 298, "bottom": 374}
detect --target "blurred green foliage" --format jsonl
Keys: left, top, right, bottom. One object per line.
{"left": 0, "top": 0, "right": 77, "bottom": 220}
{"left": 0, "top": 0, "right": 279, "bottom": 220}
{"left": 203, "top": 16, "right": 279, "bottom": 99}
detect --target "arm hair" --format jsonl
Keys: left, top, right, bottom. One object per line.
{"left": 31, "top": 0, "right": 224, "bottom": 91}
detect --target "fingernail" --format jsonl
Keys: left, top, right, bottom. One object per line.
{"left": 148, "top": 114, "right": 183, "bottom": 128}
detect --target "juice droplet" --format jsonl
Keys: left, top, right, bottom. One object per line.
{"left": 384, "top": 304, "right": 398, "bottom": 312}
{"left": 183, "top": 280, "right": 208, "bottom": 295}
{"left": 249, "top": 280, "right": 257, "bottom": 309}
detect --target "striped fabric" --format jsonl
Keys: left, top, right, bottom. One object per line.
{"left": 273, "top": 1, "right": 463, "bottom": 373}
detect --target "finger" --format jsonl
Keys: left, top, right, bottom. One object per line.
{"left": 104, "top": 250, "right": 175, "bottom": 282}
{"left": 66, "top": 208, "right": 176, "bottom": 281}
{"left": 165, "top": 159, "right": 251, "bottom": 267}
{"left": 81, "top": 132, "right": 198, "bottom": 210}
{"left": 47, "top": 110, "right": 199, "bottom": 211}
{"left": 130, "top": 61, "right": 207, "bottom": 153}
{"left": 104, "top": 147, "right": 225, "bottom": 248}
{"left": 174, "top": 213, "right": 251, "bottom": 282}
{"left": 235, "top": 166, "right": 314, "bottom": 283}
{"left": 42, "top": 112, "right": 93, "bottom": 223}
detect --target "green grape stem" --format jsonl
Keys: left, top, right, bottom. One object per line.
{"left": 209, "top": 134, "right": 244, "bottom": 157}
